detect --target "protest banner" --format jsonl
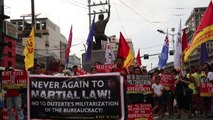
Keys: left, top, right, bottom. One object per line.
{"left": 2, "top": 70, "right": 28, "bottom": 89}
{"left": 160, "top": 74, "right": 175, "bottom": 91}
{"left": 128, "top": 104, "right": 152, "bottom": 120}
{"left": 200, "top": 82, "right": 213, "bottom": 96}
{"left": 96, "top": 64, "right": 116, "bottom": 73}
{"left": 28, "top": 73, "right": 126, "bottom": 120}
{"left": 127, "top": 75, "right": 152, "bottom": 94}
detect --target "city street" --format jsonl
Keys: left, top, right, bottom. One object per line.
{"left": 154, "top": 113, "right": 213, "bottom": 120}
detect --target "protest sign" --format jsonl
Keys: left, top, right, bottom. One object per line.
{"left": 128, "top": 104, "right": 152, "bottom": 120}
{"left": 28, "top": 73, "right": 126, "bottom": 120}
{"left": 200, "top": 82, "right": 213, "bottom": 96}
{"left": 2, "top": 70, "right": 27, "bottom": 89}
{"left": 127, "top": 75, "right": 152, "bottom": 94}
{"left": 160, "top": 74, "right": 175, "bottom": 91}
{"left": 96, "top": 64, "right": 116, "bottom": 73}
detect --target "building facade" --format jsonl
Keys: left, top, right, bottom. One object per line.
{"left": 185, "top": 7, "right": 213, "bottom": 55}
{"left": 10, "top": 17, "right": 67, "bottom": 68}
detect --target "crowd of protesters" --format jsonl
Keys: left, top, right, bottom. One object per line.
{"left": 1, "top": 57, "right": 213, "bottom": 120}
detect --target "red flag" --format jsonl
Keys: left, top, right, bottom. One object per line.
{"left": 182, "top": 29, "right": 187, "bottom": 55}
{"left": 65, "top": 25, "right": 73, "bottom": 63}
{"left": 181, "top": 29, "right": 188, "bottom": 68}
{"left": 117, "top": 32, "right": 134, "bottom": 68}
{"left": 135, "top": 49, "right": 142, "bottom": 66}
{"left": 184, "top": 1, "right": 213, "bottom": 61}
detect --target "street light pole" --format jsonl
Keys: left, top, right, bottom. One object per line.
{"left": 171, "top": 28, "right": 175, "bottom": 51}
{"left": 157, "top": 28, "right": 176, "bottom": 51}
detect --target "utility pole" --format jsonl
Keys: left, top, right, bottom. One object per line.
{"left": 31, "top": 0, "right": 35, "bottom": 26}
{"left": 0, "top": 0, "right": 10, "bottom": 66}
{"left": 88, "top": 0, "right": 110, "bottom": 28}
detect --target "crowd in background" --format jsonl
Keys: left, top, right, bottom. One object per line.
{"left": 2, "top": 57, "right": 213, "bottom": 120}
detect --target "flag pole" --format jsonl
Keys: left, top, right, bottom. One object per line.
{"left": 31, "top": 0, "right": 35, "bottom": 72}
{"left": 31, "top": 0, "right": 35, "bottom": 26}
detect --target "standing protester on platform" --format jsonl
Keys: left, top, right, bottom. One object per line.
{"left": 94, "top": 5, "right": 110, "bottom": 50}
{"left": 152, "top": 75, "right": 164, "bottom": 119}
{"left": 4, "top": 67, "right": 24, "bottom": 120}
{"left": 175, "top": 71, "right": 192, "bottom": 119}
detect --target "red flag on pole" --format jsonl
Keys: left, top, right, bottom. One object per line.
{"left": 184, "top": 1, "right": 213, "bottom": 62}
{"left": 65, "top": 25, "right": 73, "bottom": 64}
{"left": 117, "top": 32, "right": 134, "bottom": 69}
{"left": 135, "top": 49, "right": 142, "bottom": 66}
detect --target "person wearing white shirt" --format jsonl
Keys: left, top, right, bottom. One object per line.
{"left": 152, "top": 75, "right": 163, "bottom": 118}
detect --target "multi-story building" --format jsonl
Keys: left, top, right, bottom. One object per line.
{"left": 1, "top": 21, "right": 17, "bottom": 68}
{"left": 10, "top": 17, "right": 67, "bottom": 68}
{"left": 185, "top": 7, "right": 213, "bottom": 55}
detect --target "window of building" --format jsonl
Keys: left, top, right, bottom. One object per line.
{"left": 8, "top": 52, "right": 12, "bottom": 58}
{"left": 36, "top": 23, "right": 40, "bottom": 30}
{"left": 42, "top": 21, "right": 46, "bottom": 29}
{"left": 8, "top": 61, "right": 12, "bottom": 67}
{"left": 8, "top": 41, "right": 12, "bottom": 48}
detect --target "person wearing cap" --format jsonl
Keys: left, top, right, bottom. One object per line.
{"left": 4, "top": 66, "right": 24, "bottom": 120}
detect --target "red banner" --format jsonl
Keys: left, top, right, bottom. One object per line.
{"left": 127, "top": 75, "right": 152, "bottom": 94}
{"left": 200, "top": 82, "right": 213, "bottom": 96}
{"left": 128, "top": 104, "right": 153, "bottom": 120}
{"left": 160, "top": 74, "right": 175, "bottom": 91}
{"left": 127, "top": 85, "right": 152, "bottom": 94}
{"left": 2, "top": 71, "right": 28, "bottom": 89}
{"left": 96, "top": 64, "right": 116, "bottom": 73}
{"left": 76, "top": 68, "right": 87, "bottom": 76}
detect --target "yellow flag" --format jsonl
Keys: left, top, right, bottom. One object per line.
{"left": 23, "top": 26, "right": 35, "bottom": 71}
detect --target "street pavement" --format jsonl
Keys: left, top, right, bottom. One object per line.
{"left": 154, "top": 114, "right": 213, "bottom": 120}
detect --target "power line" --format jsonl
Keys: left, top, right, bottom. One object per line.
{"left": 61, "top": 0, "right": 87, "bottom": 9}
{"left": 112, "top": 0, "right": 127, "bottom": 36}
{"left": 72, "top": 0, "right": 87, "bottom": 6}
{"left": 119, "top": 0, "right": 160, "bottom": 29}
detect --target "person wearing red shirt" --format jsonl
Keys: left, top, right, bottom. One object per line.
{"left": 111, "top": 57, "right": 128, "bottom": 75}
{"left": 4, "top": 67, "right": 24, "bottom": 120}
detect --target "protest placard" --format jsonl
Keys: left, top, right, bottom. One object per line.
{"left": 200, "top": 82, "right": 213, "bottom": 96}
{"left": 96, "top": 64, "right": 116, "bottom": 73}
{"left": 160, "top": 74, "right": 175, "bottom": 91}
{"left": 128, "top": 104, "right": 152, "bottom": 120}
{"left": 28, "top": 73, "right": 126, "bottom": 120}
{"left": 127, "top": 75, "right": 152, "bottom": 94}
{"left": 2, "top": 70, "right": 27, "bottom": 89}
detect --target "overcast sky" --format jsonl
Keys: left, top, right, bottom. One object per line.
{"left": 5, "top": 0, "right": 211, "bottom": 70}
